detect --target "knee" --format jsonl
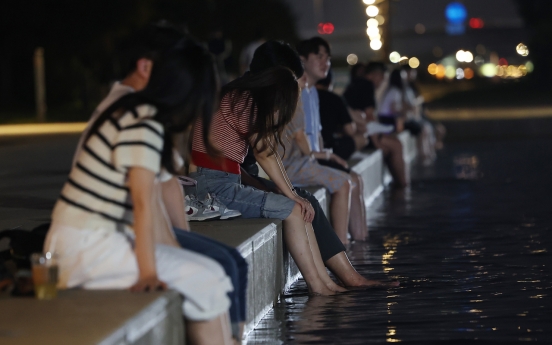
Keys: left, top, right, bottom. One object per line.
{"left": 351, "top": 172, "right": 363, "bottom": 188}
{"left": 336, "top": 179, "right": 351, "bottom": 194}
{"left": 287, "top": 203, "right": 303, "bottom": 220}
{"left": 387, "top": 138, "right": 403, "bottom": 153}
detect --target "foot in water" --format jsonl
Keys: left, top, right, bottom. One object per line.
{"left": 307, "top": 280, "right": 337, "bottom": 296}
{"left": 327, "top": 282, "right": 348, "bottom": 293}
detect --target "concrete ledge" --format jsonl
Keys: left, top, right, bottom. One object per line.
{"left": 0, "top": 290, "right": 184, "bottom": 345}
{"left": 190, "top": 219, "right": 284, "bottom": 336}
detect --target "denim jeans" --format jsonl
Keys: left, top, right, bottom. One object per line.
{"left": 173, "top": 228, "right": 247, "bottom": 327}
{"left": 189, "top": 167, "right": 295, "bottom": 220}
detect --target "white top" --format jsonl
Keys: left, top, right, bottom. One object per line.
{"left": 53, "top": 104, "right": 164, "bottom": 233}
{"left": 74, "top": 82, "right": 182, "bottom": 183}
{"left": 378, "top": 87, "right": 402, "bottom": 117}
{"left": 72, "top": 82, "right": 135, "bottom": 167}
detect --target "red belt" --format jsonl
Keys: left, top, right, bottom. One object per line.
{"left": 191, "top": 150, "right": 241, "bottom": 175}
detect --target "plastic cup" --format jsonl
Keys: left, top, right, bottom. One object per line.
{"left": 31, "top": 252, "right": 58, "bottom": 300}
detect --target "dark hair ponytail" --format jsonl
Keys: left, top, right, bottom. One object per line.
{"left": 85, "top": 38, "right": 219, "bottom": 174}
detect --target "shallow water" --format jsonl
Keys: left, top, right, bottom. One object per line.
{"left": 246, "top": 138, "right": 552, "bottom": 344}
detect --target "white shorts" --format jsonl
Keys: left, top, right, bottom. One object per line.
{"left": 44, "top": 224, "right": 232, "bottom": 321}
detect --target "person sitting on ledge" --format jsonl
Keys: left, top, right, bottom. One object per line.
{"left": 239, "top": 40, "right": 399, "bottom": 288}
{"left": 46, "top": 26, "right": 235, "bottom": 345}
{"left": 188, "top": 48, "right": 347, "bottom": 296}
{"left": 344, "top": 62, "right": 409, "bottom": 188}
{"left": 316, "top": 68, "right": 368, "bottom": 161}
{"left": 71, "top": 22, "right": 248, "bottom": 343}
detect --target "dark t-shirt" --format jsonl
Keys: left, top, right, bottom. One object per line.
{"left": 317, "top": 89, "right": 352, "bottom": 146}
{"left": 342, "top": 78, "right": 376, "bottom": 111}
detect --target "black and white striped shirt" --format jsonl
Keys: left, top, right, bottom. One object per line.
{"left": 52, "top": 104, "right": 164, "bottom": 232}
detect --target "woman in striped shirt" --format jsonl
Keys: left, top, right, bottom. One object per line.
{"left": 190, "top": 55, "right": 346, "bottom": 296}
{"left": 45, "top": 38, "right": 235, "bottom": 344}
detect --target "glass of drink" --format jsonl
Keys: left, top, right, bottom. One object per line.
{"left": 31, "top": 252, "right": 58, "bottom": 300}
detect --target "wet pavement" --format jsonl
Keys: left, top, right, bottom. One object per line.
{"left": 247, "top": 138, "right": 552, "bottom": 344}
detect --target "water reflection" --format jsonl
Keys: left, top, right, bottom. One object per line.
{"left": 247, "top": 139, "right": 552, "bottom": 344}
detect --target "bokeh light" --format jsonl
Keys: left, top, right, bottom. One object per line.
{"left": 375, "top": 14, "right": 385, "bottom": 25}
{"left": 464, "top": 51, "right": 474, "bottom": 63}
{"left": 370, "top": 40, "right": 382, "bottom": 50}
{"left": 498, "top": 58, "right": 508, "bottom": 66}
{"left": 366, "top": 5, "right": 379, "bottom": 17}
{"left": 469, "top": 18, "right": 484, "bottom": 29}
{"left": 389, "top": 51, "right": 401, "bottom": 63}
{"left": 409, "top": 57, "right": 420, "bottom": 68}
{"left": 363, "top": 0, "right": 376, "bottom": 4}
{"left": 317, "top": 22, "right": 335, "bottom": 35}
{"left": 436, "top": 64, "right": 446, "bottom": 79}
{"left": 474, "top": 56, "right": 485, "bottom": 66}
{"left": 456, "top": 50, "right": 466, "bottom": 62}
{"left": 526, "top": 61, "right": 534, "bottom": 73}
{"left": 445, "top": 66, "right": 456, "bottom": 79}
{"left": 516, "top": 43, "right": 529, "bottom": 57}
{"left": 367, "top": 18, "right": 379, "bottom": 27}
{"left": 445, "top": 2, "right": 468, "bottom": 24}
{"left": 456, "top": 68, "right": 465, "bottom": 79}
{"left": 428, "top": 63, "right": 438, "bottom": 75}
{"left": 480, "top": 63, "right": 497, "bottom": 77}
{"left": 464, "top": 67, "right": 474, "bottom": 79}
{"left": 367, "top": 26, "right": 379, "bottom": 36}
{"left": 414, "top": 23, "right": 426, "bottom": 34}
{"left": 347, "top": 54, "right": 358, "bottom": 65}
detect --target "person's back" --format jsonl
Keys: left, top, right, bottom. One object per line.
{"left": 317, "top": 88, "right": 358, "bottom": 160}
{"left": 343, "top": 78, "right": 376, "bottom": 119}
{"left": 55, "top": 104, "right": 162, "bottom": 232}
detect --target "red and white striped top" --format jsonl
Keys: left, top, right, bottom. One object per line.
{"left": 192, "top": 91, "right": 257, "bottom": 164}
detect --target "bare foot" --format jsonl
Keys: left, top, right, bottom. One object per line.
{"left": 327, "top": 281, "right": 348, "bottom": 293}
{"left": 307, "top": 281, "right": 337, "bottom": 296}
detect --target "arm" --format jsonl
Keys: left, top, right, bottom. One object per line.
{"left": 294, "top": 129, "right": 348, "bottom": 168}
{"left": 349, "top": 108, "right": 367, "bottom": 134}
{"left": 128, "top": 167, "right": 167, "bottom": 292}
{"left": 364, "top": 107, "right": 376, "bottom": 122}
{"left": 151, "top": 181, "right": 181, "bottom": 246}
{"left": 161, "top": 177, "right": 189, "bottom": 231}
{"left": 318, "top": 133, "right": 324, "bottom": 154}
{"left": 252, "top": 137, "right": 314, "bottom": 222}
{"left": 239, "top": 166, "right": 282, "bottom": 194}
{"left": 343, "top": 122, "right": 356, "bottom": 137}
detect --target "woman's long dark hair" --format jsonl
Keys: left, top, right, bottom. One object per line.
{"left": 388, "top": 68, "right": 404, "bottom": 91}
{"left": 222, "top": 65, "right": 300, "bottom": 155}
{"left": 85, "top": 38, "right": 218, "bottom": 174}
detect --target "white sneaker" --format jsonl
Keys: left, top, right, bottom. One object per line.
{"left": 185, "top": 194, "right": 221, "bottom": 221}
{"left": 204, "top": 194, "right": 241, "bottom": 220}
{"left": 367, "top": 121, "right": 394, "bottom": 136}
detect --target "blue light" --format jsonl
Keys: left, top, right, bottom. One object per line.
{"left": 446, "top": 2, "right": 467, "bottom": 24}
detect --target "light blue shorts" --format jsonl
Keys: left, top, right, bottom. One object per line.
{"left": 189, "top": 167, "right": 296, "bottom": 220}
